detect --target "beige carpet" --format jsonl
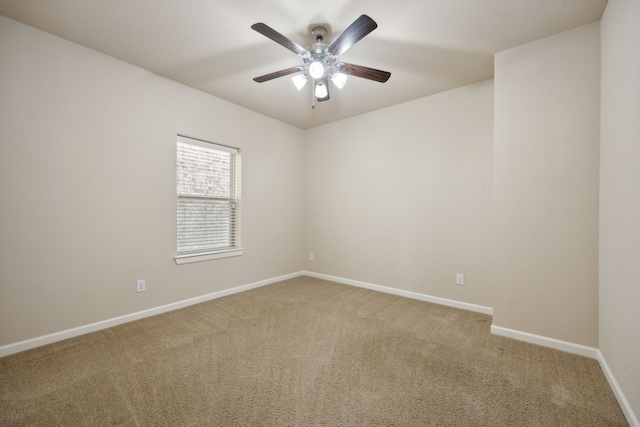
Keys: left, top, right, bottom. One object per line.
{"left": 0, "top": 276, "right": 628, "bottom": 426}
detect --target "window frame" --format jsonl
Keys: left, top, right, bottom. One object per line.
{"left": 174, "top": 135, "right": 242, "bottom": 265}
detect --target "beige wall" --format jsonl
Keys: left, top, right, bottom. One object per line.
{"left": 304, "top": 81, "right": 494, "bottom": 308}
{"left": 493, "top": 23, "right": 600, "bottom": 347}
{"left": 0, "top": 17, "right": 305, "bottom": 346}
{"left": 600, "top": 0, "right": 640, "bottom": 420}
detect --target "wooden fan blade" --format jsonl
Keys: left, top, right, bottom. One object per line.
{"left": 327, "top": 15, "right": 377, "bottom": 57}
{"left": 337, "top": 63, "right": 391, "bottom": 83}
{"left": 253, "top": 66, "right": 304, "bottom": 83}
{"left": 251, "top": 23, "right": 308, "bottom": 57}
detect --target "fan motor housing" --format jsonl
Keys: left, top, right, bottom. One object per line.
{"left": 304, "top": 42, "right": 335, "bottom": 69}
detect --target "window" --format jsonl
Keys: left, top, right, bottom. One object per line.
{"left": 175, "top": 135, "right": 242, "bottom": 264}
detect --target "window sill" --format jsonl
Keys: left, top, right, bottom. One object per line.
{"left": 174, "top": 248, "right": 244, "bottom": 265}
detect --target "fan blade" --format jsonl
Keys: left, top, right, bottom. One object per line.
{"left": 336, "top": 63, "right": 391, "bottom": 83}
{"left": 317, "top": 76, "right": 330, "bottom": 102}
{"left": 251, "top": 23, "right": 308, "bottom": 57}
{"left": 253, "top": 66, "right": 304, "bottom": 83}
{"left": 327, "top": 15, "right": 377, "bottom": 57}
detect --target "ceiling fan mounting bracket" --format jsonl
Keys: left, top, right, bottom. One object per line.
{"left": 311, "top": 26, "right": 328, "bottom": 42}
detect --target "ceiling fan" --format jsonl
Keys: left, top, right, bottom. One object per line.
{"left": 251, "top": 15, "right": 391, "bottom": 108}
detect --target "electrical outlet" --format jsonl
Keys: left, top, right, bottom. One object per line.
{"left": 456, "top": 274, "right": 465, "bottom": 285}
{"left": 136, "top": 279, "right": 146, "bottom": 292}
{"left": 308, "top": 253, "right": 314, "bottom": 261}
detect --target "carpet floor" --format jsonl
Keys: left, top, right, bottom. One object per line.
{"left": 0, "top": 276, "right": 628, "bottom": 426}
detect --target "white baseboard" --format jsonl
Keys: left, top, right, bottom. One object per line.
{"left": 596, "top": 350, "right": 640, "bottom": 427}
{"left": 302, "top": 271, "right": 493, "bottom": 315}
{"left": 491, "top": 324, "right": 638, "bottom": 427}
{"left": 489, "top": 324, "right": 599, "bottom": 358}
{"left": 0, "top": 271, "right": 303, "bottom": 358}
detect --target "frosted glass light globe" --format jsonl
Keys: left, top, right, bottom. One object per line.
{"left": 315, "top": 82, "right": 328, "bottom": 98}
{"left": 332, "top": 73, "right": 347, "bottom": 89}
{"left": 309, "top": 61, "right": 325, "bottom": 79}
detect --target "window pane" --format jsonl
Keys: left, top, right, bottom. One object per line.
{"left": 177, "top": 197, "right": 236, "bottom": 253}
{"left": 177, "top": 142, "right": 233, "bottom": 198}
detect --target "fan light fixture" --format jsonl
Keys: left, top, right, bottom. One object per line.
{"left": 308, "top": 62, "right": 325, "bottom": 79}
{"left": 314, "top": 81, "right": 328, "bottom": 98}
{"left": 292, "top": 74, "right": 308, "bottom": 90}
{"left": 332, "top": 72, "right": 348, "bottom": 89}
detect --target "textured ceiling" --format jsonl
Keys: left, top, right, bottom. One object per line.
{"left": 0, "top": 0, "right": 607, "bottom": 129}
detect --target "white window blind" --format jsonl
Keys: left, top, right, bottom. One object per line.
{"left": 176, "top": 136, "right": 239, "bottom": 256}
